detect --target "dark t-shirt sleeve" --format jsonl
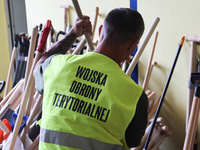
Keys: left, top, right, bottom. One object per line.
{"left": 125, "top": 90, "right": 149, "bottom": 148}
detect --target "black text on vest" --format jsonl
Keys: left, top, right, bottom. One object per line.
{"left": 53, "top": 93, "right": 110, "bottom": 123}
{"left": 76, "top": 66, "right": 107, "bottom": 86}
{"left": 69, "top": 80, "right": 102, "bottom": 101}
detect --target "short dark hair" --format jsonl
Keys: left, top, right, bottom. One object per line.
{"left": 103, "top": 8, "right": 144, "bottom": 45}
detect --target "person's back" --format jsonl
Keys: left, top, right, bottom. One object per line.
{"left": 35, "top": 8, "right": 148, "bottom": 150}
{"left": 39, "top": 51, "right": 144, "bottom": 149}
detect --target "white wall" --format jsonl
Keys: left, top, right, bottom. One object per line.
{"left": 25, "top": 0, "right": 129, "bottom": 44}
{"left": 138, "top": 0, "right": 200, "bottom": 149}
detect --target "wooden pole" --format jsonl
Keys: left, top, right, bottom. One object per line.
{"left": 183, "top": 96, "right": 200, "bottom": 150}
{"left": 72, "top": 0, "right": 94, "bottom": 51}
{"left": 187, "top": 41, "right": 196, "bottom": 129}
{"left": 60, "top": 4, "right": 71, "bottom": 32}
{"left": 143, "top": 61, "right": 157, "bottom": 91}
{"left": 86, "top": 7, "right": 99, "bottom": 52}
{"left": 0, "top": 79, "right": 22, "bottom": 108}
{"left": 143, "top": 32, "right": 159, "bottom": 91}
{"left": 147, "top": 91, "right": 156, "bottom": 102}
{"left": 20, "top": 94, "right": 43, "bottom": 143}
{"left": 72, "top": 37, "right": 86, "bottom": 55}
{"left": 4, "top": 35, "right": 19, "bottom": 97}
{"left": 23, "top": 27, "right": 38, "bottom": 96}
{"left": 185, "top": 34, "right": 199, "bottom": 149}
{"left": 126, "top": 17, "right": 160, "bottom": 76}
{"left": 148, "top": 95, "right": 161, "bottom": 120}
{"left": 73, "top": 7, "right": 99, "bottom": 55}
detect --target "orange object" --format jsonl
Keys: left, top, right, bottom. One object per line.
{"left": 3, "top": 119, "right": 12, "bottom": 140}
{"left": 0, "top": 130, "right": 3, "bottom": 143}
{"left": 3, "top": 119, "right": 12, "bottom": 131}
{"left": 179, "top": 36, "right": 185, "bottom": 46}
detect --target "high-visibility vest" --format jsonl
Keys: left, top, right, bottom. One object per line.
{"left": 39, "top": 52, "right": 143, "bottom": 150}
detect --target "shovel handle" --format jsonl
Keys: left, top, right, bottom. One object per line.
{"left": 72, "top": 0, "right": 94, "bottom": 51}
{"left": 126, "top": 17, "right": 160, "bottom": 76}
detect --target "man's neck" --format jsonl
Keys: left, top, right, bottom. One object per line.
{"left": 94, "top": 44, "right": 125, "bottom": 66}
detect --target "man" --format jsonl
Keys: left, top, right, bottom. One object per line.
{"left": 34, "top": 8, "right": 148, "bottom": 150}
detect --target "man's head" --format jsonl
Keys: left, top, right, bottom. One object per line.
{"left": 100, "top": 8, "right": 145, "bottom": 46}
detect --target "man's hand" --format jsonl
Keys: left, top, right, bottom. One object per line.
{"left": 71, "top": 15, "right": 92, "bottom": 37}
{"left": 33, "top": 15, "right": 92, "bottom": 76}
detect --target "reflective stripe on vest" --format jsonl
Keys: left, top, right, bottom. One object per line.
{"left": 40, "top": 128, "right": 124, "bottom": 150}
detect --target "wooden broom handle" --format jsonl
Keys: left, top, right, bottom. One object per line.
{"left": 4, "top": 46, "right": 18, "bottom": 98}
{"left": 20, "top": 94, "right": 43, "bottom": 143}
{"left": 72, "top": 37, "right": 87, "bottom": 55}
{"left": 23, "top": 27, "right": 38, "bottom": 95}
{"left": 143, "top": 61, "right": 157, "bottom": 91}
{"left": 148, "top": 95, "right": 161, "bottom": 120}
{"left": 86, "top": 7, "right": 99, "bottom": 52}
{"left": 73, "top": 7, "right": 99, "bottom": 54}
{"left": 91, "top": 7, "right": 99, "bottom": 42}
{"left": 60, "top": 4, "right": 71, "bottom": 31}
{"left": 126, "top": 17, "right": 160, "bottom": 76}
{"left": 142, "top": 31, "right": 159, "bottom": 91}
{"left": 183, "top": 96, "right": 200, "bottom": 150}
{"left": 72, "top": 0, "right": 94, "bottom": 51}
{"left": 186, "top": 41, "right": 196, "bottom": 131}
{"left": 0, "top": 79, "right": 22, "bottom": 107}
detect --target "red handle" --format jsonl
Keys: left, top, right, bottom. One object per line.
{"left": 37, "top": 20, "right": 51, "bottom": 53}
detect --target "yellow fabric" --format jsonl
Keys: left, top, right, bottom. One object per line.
{"left": 40, "top": 52, "right": 143, "bottom": 150}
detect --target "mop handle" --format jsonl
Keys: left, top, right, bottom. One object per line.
{"left": 143, "top": 36, "right": 185, "bottom": 150}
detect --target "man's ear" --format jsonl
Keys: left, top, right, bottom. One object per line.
{"left": 99, "top": 25, "right": 103, "bottom": 37}
{"left": 128, "top": 39, "right": 139, "bottom": 53}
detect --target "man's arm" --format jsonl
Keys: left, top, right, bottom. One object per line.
{"left": 34, "top": 15, "right": 92, "bottom": 74}
{"left": 125, "top": 90, "right": 149, "bottom": 148}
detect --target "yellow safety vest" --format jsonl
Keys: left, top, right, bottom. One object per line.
{"left": 39, "top": 52, "right": 143, "bottom": 150}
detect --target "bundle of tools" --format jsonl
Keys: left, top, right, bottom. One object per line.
{"left": 182, "top": 34, "right": 200, "bottom": 150}
{"left": 56, "top": 3, "right": 99, "bottom": 55}
{"left": 122, "top": 28, "right": 174, "bottom": 150}
{"left": 0, "top": 19, "right": 51, "bottom": 150}
{"left": 11, "top": 33, "right": 30, "bottom": 88}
